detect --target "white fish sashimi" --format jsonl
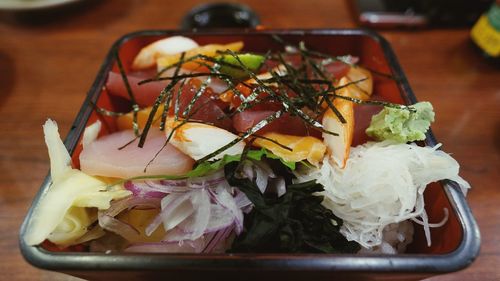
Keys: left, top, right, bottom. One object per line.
{"left": 165, "top": 121, "right": 245, "bottom": 161}
{"left": 132, "top": 36, "right": 199, "bottom": 69}
{"left": 80, "top": 129, "right": 195, "bottom": 178}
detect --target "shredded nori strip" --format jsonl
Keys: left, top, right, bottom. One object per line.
{"left": 114, "top": 49, "right": 140, "bottom": 136}
{"left": 138, "top": 52, "right": 186, "bottom": 148}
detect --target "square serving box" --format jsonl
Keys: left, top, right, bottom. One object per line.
{"left": 19, "top": 29, "right": 480, "bottom": 281}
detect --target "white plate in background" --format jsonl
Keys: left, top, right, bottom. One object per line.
{"left": 0, "top": 0, "right": 83, "bottom": 11}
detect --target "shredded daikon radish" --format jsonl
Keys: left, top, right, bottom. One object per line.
{"left": 297, "top": 141, "right": 470, "bottom": 249}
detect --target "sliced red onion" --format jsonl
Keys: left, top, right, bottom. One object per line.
{"left": 98, "top": 196, "right": 161, "bottom": 241}
{"left": 268, "top": 177, "right": 286, "bottom": 198}
{"left": 254, "top": 161, "right": 274, "bottom": 194}
{"left": 239, "top": 160, "right": 276, "bottom": 194}
{"left": 234, "top": 190, "right": 252, "bottom": 209}
{"left": 205, "top": 205, "right": 235, "bottom": 233}
{"left": 125, "top": 238, "right": 206, "bottom": 253}
{"left": 209, "top": 183, "right": 244, "bottom": 234}
{"left": 160, "top": 192, "right": 196, "bottom": 230}
{"left": 133, "top": 170, "right": 250, "bottom": 249}
{"left": 124, "top": 181, "right": 166, "bottom": 198}
{"left": 203, "top": 225, "right": 234, "bottom": 253}
{"left": 163, "top": 205, "right": 234, "bottom": 244}
{"left": 126, "top": 171, "right": 226, "bottom": 197}
{"left": 98, "top": 213, "right": 141, "bottom": 242}
{"left": 104, "top": 196, "right": 160, "bottom": 216}
{"left": 174, "top": 189, "right": 211, "bottom": 240}
{"left": 242, "top": 161, "right": 255, "bottom": 179}
{"left": 145, "top": 192, "right": 194, "bottom": 236}
{"left": 162, "top": 227, "right": 189, "bottom": 243}
{"left": 186, "top": 170, "right": 226, "bottom": 188}
{"left": 126, "top": 229, "right": 231, "bottom": 253}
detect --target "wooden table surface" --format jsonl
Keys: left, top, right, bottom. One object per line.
{"left": 0, "top": 0, "right": 498, "bottom": 280}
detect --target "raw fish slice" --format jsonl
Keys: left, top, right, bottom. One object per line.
{"left": 233, "top": 110, "right": 320, "bottom": 137}
{"left": 106, "top": 71, "right": 167, "bottom": 107}
{"left": 80, "top": 129, "right": 194, "bottom": 179}
{"left": 170, "top": 79, "right": 233, "bottom": 131}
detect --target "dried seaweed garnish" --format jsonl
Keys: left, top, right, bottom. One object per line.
{"left": 270, "top": 71, "right": 339, "bottom": 136}
{"left": 220, "top": 49, "right": 338, "bottom": 136}
{"left": 114, "top": 49, "right": 140, "bottom": 137}
{"left": 302, "top": 48, "right": 398, "bottom": 81}
{"left": 182, "top": 66, "right": 217, "bottom": 118}
{"left": 237, "top": 50, "right": 338, "bottom": 135}
{"left": 137, "top": 72, "right": 232, "bottom": 85}
{"left": 159, "top": 89, "right": 173, "bottom": 131}
{"left": 274, "top": 36, "right": 397, "bottom": 82}
{"left": 225, "top": 162, "right": 360, "bottom": 253}
{"left": 330, "top": 93, "right": 414, "bottom": 112}
{"left": 92, "top": 102, "right": 126, "bottom": 117}
{"left": 137, "top": 52, "right": 186, "bottom": 148}
{"left": 174, "top": 79, "right": 186, "bottom": 121}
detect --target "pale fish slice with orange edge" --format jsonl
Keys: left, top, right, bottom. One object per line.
{"left": 322, "top": 98, "right": 354, "bottom": 168}
{"left": 337, "top": 65, "right": 373, "bottom": 101}
{"left": 116, "top": 105, "right": 165, "bottom": 131}
{"left": 253, "top": 132, "right": 326, "bottom": 167}
{"left": 164, "top": 120, "right": 245, "bottom": 161}
{"left": 156, "top": 41, "right": 244, "bottom": 72}
{"left": 132, "top": 36, "right": 200, "bottom": 70}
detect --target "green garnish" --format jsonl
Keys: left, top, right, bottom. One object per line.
{"left": 366, "top": 101, "right": 435, "bottom": 143}
{"left": 189, "top": 148, "right": 296, "bottom": 178}
{"left": 217, "top": 53, "right": 265, "bottom": 79}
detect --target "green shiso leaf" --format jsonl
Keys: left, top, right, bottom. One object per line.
{"left": 188, "top": 148, "right": 296, "bottom": 178}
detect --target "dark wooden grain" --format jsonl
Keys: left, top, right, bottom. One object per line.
{"left": 0, "top": 0, "right": 498, "bottom": 280}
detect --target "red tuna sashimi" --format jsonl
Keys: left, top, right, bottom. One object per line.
{"left": 324, "top": 60, "right": 352, "bottom": 79}
{"left": 233, "top": 110, "right": 320, "bottom": 137}
{"left": 170, "top": 79, "right": 232, "bottom": 131}
{"left": 106, "top": 71, "right": 167, "bottom": 107}
{"left": 107, "top": 72, "right": 231, "bottom": 130}
{"left": 262, "top": 54, "right": 355, "bottom": 79}
{"left": 80, "top": 129, "right": 194, "bottom": 178}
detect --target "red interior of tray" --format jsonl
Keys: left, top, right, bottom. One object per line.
{"left": 60, "top": 32, "right": 462, "bottom": 255}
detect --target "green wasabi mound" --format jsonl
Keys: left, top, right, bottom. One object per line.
{"left": 217, "top": 53, "right": 265, "bottom": 79}
{"left": 366, "top": 101, "right": 435, "bottom": 143}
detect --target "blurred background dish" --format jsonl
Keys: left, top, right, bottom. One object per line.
{"left": 180, "top": 2, "right": 260, "bottom": 29}
{"left": 0, "top": 0, "right": 83, "bottom": 11}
